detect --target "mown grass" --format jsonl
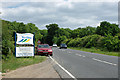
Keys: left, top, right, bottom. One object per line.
{"left": 69, "top": 47, "right": 119, "bottom": 57}
{"left": 2, "top": 55, "right": 46, "bottom": 73}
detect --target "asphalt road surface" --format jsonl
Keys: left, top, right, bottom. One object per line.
{"left": 50, "top": 47, "right": 118, "bottom": 79}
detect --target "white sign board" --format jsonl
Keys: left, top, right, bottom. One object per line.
{"left": 16, "top": 47, "right": 34, "bottom": 57}
{"left": 16, "top": 33, "right": 34, "bottom": 45}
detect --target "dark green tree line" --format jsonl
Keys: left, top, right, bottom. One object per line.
{"left": 2, "top": 19, "right": 120, "bottom": 60}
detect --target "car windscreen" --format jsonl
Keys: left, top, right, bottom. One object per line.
{"left": 38, "top": 45, "right": 49, "bottom": 48}
{"left": 61, "top": 44, "right": 66, "bottom": 46}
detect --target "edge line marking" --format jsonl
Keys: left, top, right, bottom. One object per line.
{"left": 92, "top": 58, "right": 117, "bottom": 66}
{"left": 49, "top": 56, "right": 77, "bottom": 80}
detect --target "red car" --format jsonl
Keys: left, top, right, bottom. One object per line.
{"left": 37, "top": 44, "right": 53, "bottom": 56}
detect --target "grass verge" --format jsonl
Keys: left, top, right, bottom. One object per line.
{"left": 2, "top": 55, "right": 46, "bottom": 73}
{"left": 69, "top": 47, "right": 119, "bottom": 57}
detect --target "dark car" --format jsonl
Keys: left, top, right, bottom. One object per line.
{"left": 37, "top": 44, "right": 53, "bottom": 56}
{"left": 60, "top": 44, "right": 67, "bottom": 49}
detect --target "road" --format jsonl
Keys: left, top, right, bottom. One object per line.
{"left": 51, "top": 47, "right": 118, "bottom": 79}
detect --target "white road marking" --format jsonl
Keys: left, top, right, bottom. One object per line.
{"left": 76, "top": 54, "right": 85, "bottom": 57}
{"left": 76, "top": 54, "right": 81, "bottom": 56}
{"left": 82, "top": 55, "right": 86, "bottom": 57}
{"left": 78, "top": 54, "right": 82, "bottom": 56}
{"left": 92, "top": 58, "right": 117, "bottom": 66}
{"left": 49, "top": 56, "right": 77, "bottom": 80}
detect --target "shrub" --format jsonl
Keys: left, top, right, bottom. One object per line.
{"left": 101, "top": 35, "right": 120, "bottom": 51}
{"left": 67, "top": 34, "right": 102, "bottom": 48}
{"left": 62, "top": 39, "right": 71, "bottom": 45}
{"left": 85, "top": 35, "right": 102, "bottom": 48}
{"left": 57, "top": 36, "right": 67, "bottom": 46}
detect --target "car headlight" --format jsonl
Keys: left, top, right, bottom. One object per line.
{"left": 48, "top": 50, "right": 52, "bottom": 51}
{"left": 38, "top": 50, "right": 43, "bottom": 51}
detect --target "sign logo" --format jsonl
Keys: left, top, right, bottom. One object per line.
{"left": 19, "top": 36, "right": 31, "bottom": 43}
{"left": 19, "top": 39, "right": 30, "bottom": 43}
{"left": 16, "top": 33, "right": 34, "bottom": 45}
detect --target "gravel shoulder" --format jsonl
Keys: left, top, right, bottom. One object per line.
{"left": 2, "top": 57, "right": 60, "bottom": 78}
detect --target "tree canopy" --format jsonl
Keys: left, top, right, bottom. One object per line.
{"left": 2, "top": 20, "right": 120, "bottom": 60}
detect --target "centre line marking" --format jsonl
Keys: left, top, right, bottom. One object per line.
{"left": 82, "top": 55, "right": 85, "bottom": 57}
{"left": 79, "top": 55, "right": 82, "bottom": 56}
{"left": 49, "top": 56, "right": 77, "bottom": 80}
{"left": 76, "top": 54, "right": 85, "bottom": 57}
{"left": 92, "top": 58, "right": 117, "bottom": 66}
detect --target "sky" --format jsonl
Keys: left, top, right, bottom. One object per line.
{"left": 0, "top": 0, "right": 119, "bottom": 30}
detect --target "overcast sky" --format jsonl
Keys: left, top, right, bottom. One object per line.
{"left": 0, "top": 0, "right": 118, "bottom": 30}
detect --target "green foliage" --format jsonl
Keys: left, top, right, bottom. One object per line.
{"left": 85, "top": 35, "right": 102, "bottom": 48}
{"left": 66, "top": 34, "right": 120, "bottom": 51}
{"left": 67, "top": 35, "right": 102, "bottom": 48}
{"left": 70, "top": 26, "right": 96, "bottom": 38}
{"left": 55, "top": 28, "right": 70, "bottom": 38}
{"left": 96, "top": 21, "right": 119, "bottom": 36}
{"left": 71, "top": 29, "right": 80, "bottom": 38}
{"left": 101, "top": 35, "right": 120, "bottom": 51}
{"left": 52, "top": 37, "right": 58, "bottom": 44}
{"left": 116, "top": 33, "right": 120, "bottom": 39}
{"left": 39, "top": 29, "right": 47, "bottom": 36}
{"left": 46, "top": 24, "right": 59, "bottom": 45}
{"left": 67, "top": 38, "right": 80, "bottom": 47}
{"left": 2, "top": 20, "right": 14, "bottom": 58}
{"left": 2, "top": 20, "right": 44, "bottom": 59}
{"left": 57, "top": 36, "right": 67, "bottom": 46}
{"left": 62, "top": 39, "right": 71, "bottom": 45}
{"left": 2, "top": 19, "right": 120, "bottom": 60}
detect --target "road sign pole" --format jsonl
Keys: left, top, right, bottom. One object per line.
{"left": 15, "top": 32, "right": 16, "bottom": 57}
{"left": 33, "top": 32, "right": 35, "bottom": 58}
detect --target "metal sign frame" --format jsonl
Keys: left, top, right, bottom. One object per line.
{"left": 15, "top": 32, "right": 35, "bottom": 57}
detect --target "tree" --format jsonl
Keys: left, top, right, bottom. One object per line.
{"left": 71, "top": 29, "right": 80, "bottom": 38}
{"left": 46, "top": 24, "right": 59, "bottom": 36}
{"left": 39, "top": 29, "right": 47, "bottom": 36}
{"left": 52, "top": 37, "right": 58, "bottom": 44}
{"left": 96, "top": 21, "right": 120, "bottom": 36}
{"left": 101, "top": 34, "right": 120, "bottom": 51}
{"left": 2, "top": 20, "right": 43, "bottom": 59}
{"left": 40, "top": 29, "right": 47, "bottom": 44}
{"left": 55, "top": 28, "right": 70, "bottom": 38}
{"left": 46, "top": 24, "right": 59, "bottom": 45}
{"left": 57, "top": 36, "right": 67, "bottom": 46}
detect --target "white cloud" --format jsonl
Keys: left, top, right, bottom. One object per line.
{"left": 56, "top": 1, "right": 73, "bottom": 9}
{"left": 0, "top": 3, "right": 2, "bottom": 17}
{"left": 1, "top": 2, "right": 118, "bottom": 29}
{"left": 1, "top": 0, "right": 120, "bottom": 2}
